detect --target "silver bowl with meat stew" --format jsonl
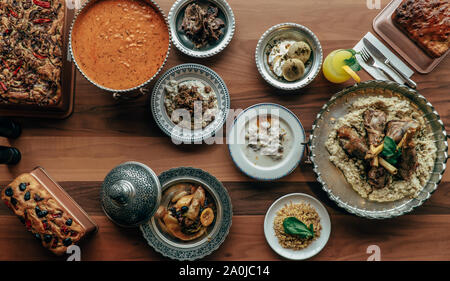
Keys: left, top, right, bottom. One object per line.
{"left": 69, "top": 0, "right": 171, "bottom": 99}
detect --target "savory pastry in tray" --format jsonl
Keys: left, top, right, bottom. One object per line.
{"left": 0, "top": 0, "right": 64, "bottom": 105}
{"left": 392, "top": 0, "right": 450, "bottom": 58}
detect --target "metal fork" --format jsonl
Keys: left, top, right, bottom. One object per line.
{"left": 359, "top": 47, "right": 397, "bottom": 82}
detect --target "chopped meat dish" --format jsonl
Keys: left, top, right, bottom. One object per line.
{"left": 0, "top": 0, "right": 64, "bottom": 105}
{"left": 180, "top": 2, "right": 225, "bottom": 49}
{"left": 392, "top": 0, "right": 450, "bottom": 58}
{"left": 164, "top": 80, "right": 218, "bottom": 129}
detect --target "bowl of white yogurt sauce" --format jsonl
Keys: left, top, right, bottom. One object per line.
{"left": 227, "top": 103, "right": 306, "bottom": 180}
{"left": 255, "top": 23, "right": 323, "bottom": 91}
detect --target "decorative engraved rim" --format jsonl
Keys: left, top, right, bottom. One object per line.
{"left": 255, "top": 22, "right": 323, "bottom": 91}
{"left": 69, "top": 0, "right": 171, "bottom": 94}
{"left": 310, "top": 80, "right": 448, "bottom": 219}
{"left": 168, "top": 0, "right": 235, "bottom": 58}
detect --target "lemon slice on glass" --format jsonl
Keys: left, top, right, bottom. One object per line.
{"left": 342, "top": 65, "right": 361, "bottom": 83}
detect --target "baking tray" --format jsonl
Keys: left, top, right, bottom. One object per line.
{"left": 30, "top": 166, "right": 98, "bottom": 235}
{"left": 373, "top": 0, "right": 449, "bottom": 74}
{"left": 0, "top": 4, "right": 76, "bottom": 119}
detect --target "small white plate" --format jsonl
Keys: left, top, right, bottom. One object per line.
{"left": 264, "top": 193, "right": 331, "bottom": 260}
{"left": 227, "top": 103, "right": 305, "bottom": 180}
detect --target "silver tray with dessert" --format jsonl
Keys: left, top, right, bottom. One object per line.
{"left": 309, "top": 80, "right": 448, "bottom": 219}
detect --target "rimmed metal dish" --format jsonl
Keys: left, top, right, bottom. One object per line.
{"left": 151, "top": 63, "right": 230, "bottom": 143}
{"left": 69, "top": 0, "right": 171, "bottom": 100}
{"left": 255, "top": 23, "right": 323, "bottom": 91}
{"left": 310, "top": 80, "right": 448, "bottom": 219}
{"left": 168, "top": 0, "right": 235, "bottom": 58}
{"left": 140, "top": 167, "right": 233, "bottom": 261}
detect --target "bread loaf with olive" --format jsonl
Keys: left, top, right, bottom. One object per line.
{"left": 1, "top": 173, "right": 84, "bottom": 255}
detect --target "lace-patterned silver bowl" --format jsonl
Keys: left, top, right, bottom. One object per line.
{"left": 310, "top": 80, "right": 448, "bottom": 219}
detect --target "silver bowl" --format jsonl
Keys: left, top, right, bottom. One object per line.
{"left": 140, "top": 167, "right": 233, "bottom": 261}
{"left": 255, "top": 23, "right": 323, "bottom": 91}
{"left": 168, "top": 0, "right": 235, "bottom": 58}
{"left": 69, "top": 0, "right": 171, "bottom": 100}
{"left": 310, "top": 80, "right": 448, "bottom": 219}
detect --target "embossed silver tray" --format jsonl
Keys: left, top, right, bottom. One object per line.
{"left": 310, "top": 80, "right": 448, "bottom": 219}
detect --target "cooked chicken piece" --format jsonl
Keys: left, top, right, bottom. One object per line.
{"left": 363, "top": 109, "right": 387, "bottom": 146}
{"left": 386, "top": 120, "right": 420, "bottom": 143}
{"left": 185, "top": 186, "right": 205, "bottom": 221}
{"left": 367, "top": 166, "right": 388, "bottom": 189}
{"left": 337, "top": 126, "right": 368, "bottom": 160}
{"left": 161, "top": 212, "right": 206, "bottom": 241}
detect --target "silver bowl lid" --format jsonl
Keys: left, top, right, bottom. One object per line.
{"left": 101, "top": 162, "right": 161, "bottom": 227}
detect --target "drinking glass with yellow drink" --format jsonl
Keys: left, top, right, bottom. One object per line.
{"left": 323, "top": 49, "right": 361, "bottom": 83}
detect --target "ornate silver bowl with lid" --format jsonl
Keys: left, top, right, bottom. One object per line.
{"left": 100, "top": 162, "right": 232, "bottom": 260}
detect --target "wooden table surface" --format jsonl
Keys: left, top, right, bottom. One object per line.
{"left": 0, "top": 0, "right": 449, "bottom": 261}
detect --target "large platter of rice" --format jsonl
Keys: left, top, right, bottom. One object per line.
{"left": 309, "top": 81, "right": 448, "bottom": 219}
{"left": 325, "top": 95, "right": 436, "bottom": 202}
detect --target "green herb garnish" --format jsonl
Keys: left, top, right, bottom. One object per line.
{"left": 283, "top": 217, "right": 314, "bottom": 239}
{"left": 381, "top": 136, "right": 402, "bottom": 165}
{"left": 344, "top": 49, "right": 362, "bottom": 72}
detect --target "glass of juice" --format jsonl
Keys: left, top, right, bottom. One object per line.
{"left": 322, "top": 49, "right": 361, "bottom": 83}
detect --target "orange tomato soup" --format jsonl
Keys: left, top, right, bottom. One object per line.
{"left": 72, "top": 0, "right": 169, "bottom": 90}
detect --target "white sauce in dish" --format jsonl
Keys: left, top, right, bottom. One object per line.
{"left": 267, "top": 40, "right": 296, "bottom": 77}
{"left": 243, "top": 116, "right": 292, "bottom": 167}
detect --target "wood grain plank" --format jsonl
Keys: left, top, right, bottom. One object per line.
{"left": 1, "top": 214, "right": 449, "bottom": 261}
{"left": 0, "top": 136, "right": 448, "bottom": 182}
{"left": 1, "top": 181, "right": 448, "bottom": 217}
